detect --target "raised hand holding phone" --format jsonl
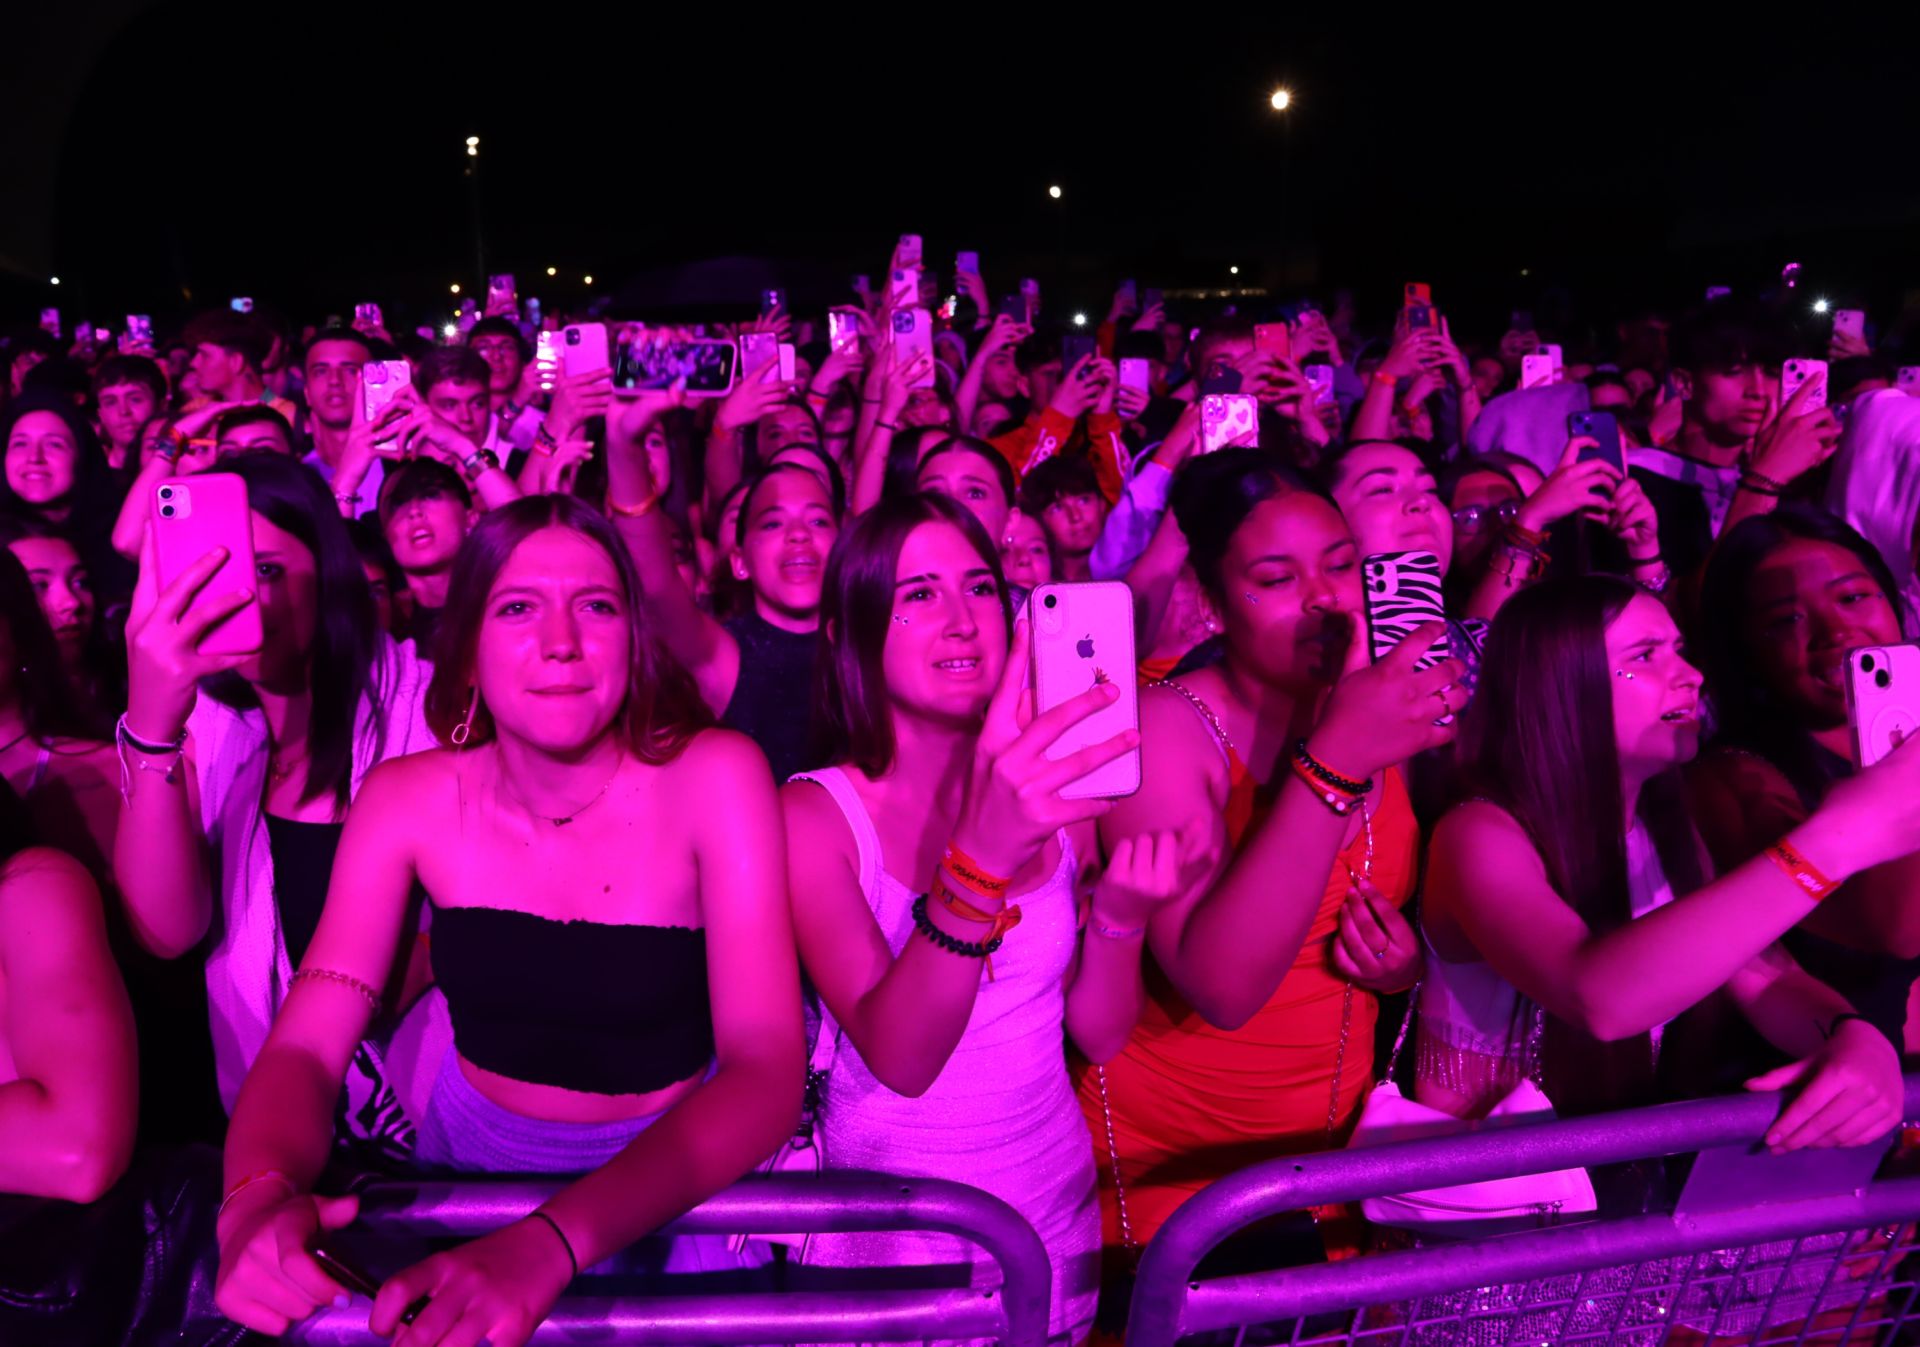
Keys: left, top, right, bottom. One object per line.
{"left": 127, "top": 510, "right": 263, "bottom": 748}
{"left": 1309, "top": 622, "right": 1465, "bottom": 780}
{"left": 1748, "top": 369, "right": 1843, "bottom": 488}
{"left": 1517, "top": 436, "right": 1623, "bottom": 532}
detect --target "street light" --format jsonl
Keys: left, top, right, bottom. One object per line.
{"left": 48, "top": 276, "right": 59, "bottom": 286}
{"left": 1229, "top": 265, "right": 1240, "bottom": 276}
{"left": 465, "top": 135, "right": 479, "bottom": 158}
{"left": 442, "top": 324, "right": 458, "bottom": 339}
{"left": 1270, "top": 88, "right": 1293, "bottom": 112}
{"left": 1072, "top": 312, "right": 1087, "bottom": 327}
{"left": 1048, "top": 184, "right": 1063, "bottom": 200}
{"left": 450, "top": 283, "right": 461, "bottom": 294}
{"left": 583, "top": 275, "right": 594, "bottom": 286}
{"left": 546, "top": 266, "right": 557, "bottom": 276}
{"left": 1813, "top": 298, "right": 1831, "bottom": 314}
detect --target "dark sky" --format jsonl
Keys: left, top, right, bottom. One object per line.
{"left": 12, "top": 6, "right": 1920, "bottom": 340}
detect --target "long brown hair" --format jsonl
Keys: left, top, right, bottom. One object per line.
{"left": 812, "top": 494, "right": 1011, "bottom": 777}
{"left": 424, "top": 495, "right": 711, "bottom": 763}
{"left": 1458, "top": 574, "right": 1709, "bottom": 1115}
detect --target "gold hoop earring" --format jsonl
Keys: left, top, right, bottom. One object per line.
{"left": 451, "top": 685, "right": 480, "bottom": 746}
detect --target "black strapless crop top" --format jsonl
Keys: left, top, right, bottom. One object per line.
{"left": 429, "top": 904, "right": 714, "bottom": 1096}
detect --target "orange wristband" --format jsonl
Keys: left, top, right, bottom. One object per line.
{"left": 1765, "top": 838, "right": 1838, "bottom": 902}
{"left": 930, "top": 870, "right": 1021, "bottom": 980}
{"left": 941, "top": 841, "right": 1011, "bottom": 898}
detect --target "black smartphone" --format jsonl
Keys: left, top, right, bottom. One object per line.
{"left": 1142, "top": 286, "right": 1163, "bottom": 312}
{"left": 1405, "top": 303, "right": 1435, "bottom": 331}
{"left": 311, "top": 1244, "right": 430, "bottom": 1326}
{"left": 1568, "top": 410, "right": 1624, "bottom": 473}
{"left": 1060, "top": 334, "right": 1097, "bottom": 376}
{"left": 995, "top": 293, "right": 1028, "bottom": 323}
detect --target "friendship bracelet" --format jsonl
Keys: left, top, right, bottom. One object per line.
{"left": 932, "top": 871, "right": 1023, "bottom": 944}
{"left": 607, "top": 492, "right": 660, "bottom": 519}
{"left": 1738, "top": 471, "right": 1784, "bottom": 497}
{"left": 116, "top": 712, "right": 186, "bottom": 756}
{"left": 1290, "top": 754, "right": 1363, "bottom": 816}
{"left": 334, "top": 492, "right": 363, "bottom": 507}
{"left": 1765, "top": 838, "right": 1838, "bottom": 902}
{"left": 1292, "top": 740, "right": 1373, "bottom": 797}
{"left": 911, "top": 894, "right": 1005, "bottom": 962}
{"left": 941, "top": 841, "right": 1012, "bottom": 898}
{"left": 290, "top": 967, "right": 382, "bottom": 1012}
{"left": 1090, "top": 915, "right": 1147, "bottom": 941}
{"left": 1503, "top": 520, "right": 1549, "bottom": 551}
{"left": 529, "top": 1211, "right": 579, "bottom": 1278}
{"left": 219, "top": 1169, "right": 294, "bottom": 1219}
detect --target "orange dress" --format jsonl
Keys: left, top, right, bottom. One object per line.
{"left": 1074, "top": 697, "right": 1418, "bottom": 1257}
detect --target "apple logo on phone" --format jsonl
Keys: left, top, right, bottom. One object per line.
{"left": 1077, "top": 634, "right": 1095, "bottom": 658}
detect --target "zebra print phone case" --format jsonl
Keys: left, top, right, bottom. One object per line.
{"left": 1362, "top": 551, "right": 1451, "bottom": 671}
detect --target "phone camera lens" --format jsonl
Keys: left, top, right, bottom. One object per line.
{"left": 158, "top": 504, "right": 175, "bottom": 518}
{"left": 565, "top": 329, "right": 580, "bottom": 345}
{"left": 158, "top": 486, "right": 174, "bottom": 500}
{"left": 1877, "top": 670, "right": 1892, "bottom": 690}
{"left": 1044, "top": 594, "right": 1058, "bottom": 610}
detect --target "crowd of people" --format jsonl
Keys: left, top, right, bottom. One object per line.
{"left": 3, "top": 240, "right": 1920, "bottom": 1346}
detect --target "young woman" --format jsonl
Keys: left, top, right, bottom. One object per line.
{"left": 0, "top": 513, "right": 120, "bottom": 718}
{"left": 1, "top": 393, "right": 133, "bottom": 608}
{"left": 0, "top": 788, "right": 137, "bottom": 1201}
{"left": 1690, "top": 506, "right": 1920, "bottom": 1047}
{"left": 1079, "top": 448, "right": 1464, "bottom": 1270}
{"left": 608, "top": 393, "right": 836, "bottom": 783}
{"left": 912, "top": 435, "right": 1015, "bottom": 544}
{"left": 787, "top": 493, "right": 1175, "bottom": 1344}
{"left": 215, "top": 496, "right": 801, "bottom": 1347}
{"left": 114, "top": 452, "right": 437, "bottom": 1151}
{"left": 1420, "top": 575, "right": 1913, "bottom": 1148}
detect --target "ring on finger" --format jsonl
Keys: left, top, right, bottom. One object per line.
{"left": 1373, "top": 947, "right": 1388, "bottom": 960}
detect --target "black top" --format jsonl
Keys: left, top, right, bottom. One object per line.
{"left": 404, "top": 601, "right": 444, "bottom": 658}
{"left": 722, "top": 610, "right": 821, "bottom": 784}
{"left": 429, "top": 904, "right": 715, "bottom": 1095}
{"left": 267, "top": 815, "right": 345, "bottom": 969}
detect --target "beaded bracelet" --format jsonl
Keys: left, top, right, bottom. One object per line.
{"left": 1290, "top": 754, "right": 1364, "bottom": 816}
{"left": 911, "top": 894, "right": 1004, "bottom": 961}
{"left": 291, "top": 966, "right": 382, "bottom": 1012}
{"left": 1292, "top": 740, "right": 1373, "bottom": 797}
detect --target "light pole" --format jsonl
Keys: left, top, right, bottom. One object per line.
{"left": 464, "top": 136, "right": 485, "bottom": 287}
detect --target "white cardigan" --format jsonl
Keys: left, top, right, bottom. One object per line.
{"left": 191, "top": 637, "right": 437, "bottom": 1128}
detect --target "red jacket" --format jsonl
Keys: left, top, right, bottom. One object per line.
{"left": 990, "top": 408, "right": 1132, "bottom": 504}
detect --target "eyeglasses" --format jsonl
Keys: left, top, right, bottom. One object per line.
{"left": 1451, "top": 498, "right": 1520, "bottom": 531}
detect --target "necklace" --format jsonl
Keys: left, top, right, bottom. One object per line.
{"left": 502, "top": 758, "right": 623, "bottom": 827}
{"left": 0, "top": 728, "right": 29, "bottom": 757}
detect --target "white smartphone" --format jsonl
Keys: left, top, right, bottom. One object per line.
{"left": 360, "top": 359, "right": 412, "bottom": 424}
{"left": 1118, "top": 358, "right": 1151, "bottom": 398}
{"left": 1846, "top": 644, "right": 1920, "bottom": 768}
{"left": 777, "top": 343, "right": 797, "bottom": 382}
{"left": 1520, "top": 354, "right": 1555, "bottom": 390}
{"left": 561, "top": 323, "right": 610, "bottom": 378}
{"left": 533, "top": 330, "right": 559, "bottom": 391}
{"left": 1538, "top": 343, "right": 1564, "bottom": 376}
{"left": 739, "top": 331, "right": 779, "bottom": 379}
{"left": 1833, "top": 310, "right": 1866, "bottom": 344}
{"left": 896, "top": 233, "right": 923, "bottom": 268}
{"left": 828, "top": 310, "right": 862, "bottom": 355}
{"left": 1782, "top": 357, "right": 1828, "bottom": 413}
{"left": 1030, "top": 581, "right": 1140, "bottom": 799}
{"left": 1898, "top": 367, "right": 1920, "bottom": 395}
{"left": 1303, "top": 364, "right": 1336, "bottom": 409}
{"left": 889, "top": 267, "right": 920, "bottom": 308}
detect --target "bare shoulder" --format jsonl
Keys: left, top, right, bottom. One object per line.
{"left": 0, "top": 847, "right": 99, "bottom": 920}
{"left": 778, "top": 772, "right": 858, "bottom": 872}
{"left": 354, "top": 747, "right": 464, "bottom": 820}
{"left": 673, "top": 726, "right": 774, "bottom": 791}
{"left": 1432, "top": 799, "right": 1530, "bottom": 853}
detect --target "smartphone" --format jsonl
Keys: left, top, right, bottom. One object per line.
{"left": 560, "top": 323, "right": 610, "bottom": 378}
{"left": 1897, "top": 367, "right": 1920, "bottom": 393}
{"left": 1833, "top": 309, "right": 1866, "bottom": 344}
{"left": 1538, "top": 343, "right": 1564, "bottom": 375}
{"left": 1254, "top": 322, "right": 1291, "bottom": 360}
{"left": 310, "top": 1245, "right": 428, "bottom": 1326}
{"left": 1019, "top": 277, "right": 1040, "bottom": 314}
{"left": 38, "top": 308, "right": 59, "bottom": 338}
{"left": 1404, "top": 282, "right": 1431, "bottom": 307}
{"left": 889, "top": 268, "right": 920, "bottom": 308}
{"left": 955, "top": 251, "right": 980, "bottom": 277}
{"left": 995, "top": 293, "right": 1029, "bottom": 325}
{"left": 1142, "top": 286, "right": 1163, "bottom": 313}
{"left": 487, "top": 273, "right": 515, "bottom": 308}
{"left": 1117, "top": 278, "right": 1137, "bottom": 310}
{"left": 1060, "top": 333, "right": 1097, "bottom": 376}
{"left": 1520, "top": 354, "right": 1555, "bottom": 389}
{"left": 360, "top": 359, "right": 412, "bottom": 450}
{"left": 531, "top": 331, "right": 559, "bottom": 392}
{"left": 1304, "top": 364, "right": 1336, "bottom": 409}
{"left": 1704, "top": 286, "right": 1732, "bottom": 303}
{"left": 896, "top": 234, "right": 923, "bottom": 267}
{"left": 1119, "top": 358, "right": 1151, "bottom": 399}
{"left": 1782, "top": 357, "right": 1829, "bottom": 412}
{"left": 1405, "top": 303, "right": 1435, "bottom": 331}
{"left": 826, "top": 311, "right": 861, "bottom": 357}
{"left": 1846, "top": 644, "right": 1920, "bottom": 768}
{"left": 126, "top": 314, "right": 152, "bottom": 343}
{"left": 74, "top": 321, "right": 93, "bottom": 346}
{"left": 739, "top": 331, "right": 779, "bottom": 379}
{"left": 890, "top": 309, "right": 936, "bottom": 388}
{"left": 1199, "top": 393, "right": 1259, "bottom": 453}
{"left": 613, "top": 336, "right": 738, "bottom": 398}
{"left": 353, "top": 302, "right": 382, "bottom": 329}
{"left": 1029, "top": 582, "right": 1140, "bottom": 799}
{"left": 777, "top": 342, "right": 797, "bottom": 382}
{"left": 1199, "top": 360, "right": 1242, "bottom": 396}
{"left": 1362, "top": 551, "right": 1451, "bottom": 672}
{"left": 230, "top": 297, "right": 253, "bottom": 314}
{"left": 1568, "top": 410, "right": 1624, "bottom": 473}
{"left": 153, "top": 473, "right": 263, "bottom": 657}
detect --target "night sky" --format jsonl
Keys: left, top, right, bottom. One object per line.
{"left": 8, "top": 6, "right": 1918, "bottom": 342}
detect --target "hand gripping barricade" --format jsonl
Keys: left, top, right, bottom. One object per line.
{"left": 1126, "top": 1075, "right": 1920, "bottom": 1347}
{"left": 289, "top": 1172, "right": 1051, "bottom": 1346}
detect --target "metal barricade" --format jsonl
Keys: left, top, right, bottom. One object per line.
{"left": 291, "top": 1172, "right": 1051, "bottom": 1346}
{"left": 1128, "top": 1077, "right": 1920, "bottom": 1346}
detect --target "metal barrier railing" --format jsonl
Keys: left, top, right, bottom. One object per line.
{"left": 1127, "top": 1076, "right": 1920, "bottom": 1347}
{"left": 290, "top": 1172, "right": 1052, "bottom": 1346}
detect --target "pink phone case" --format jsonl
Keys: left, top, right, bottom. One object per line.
{"left": 1200, "top": 393, "right": 1259, "bottom": 453}
{"left": 739, "top": 332, "right": 779, "bottom": 378}
{"left": 1030, "top": 582, "right": 1140, "bottom": 799}
{"left": 891, "top": 309, "right": 936, "bottom": 388}
{"left": 561, "top": 324, "right": 610, "bottom": 378}
{"left": 1833, "top": 310, "right": 1866, "bottom": 343}
{"left": 152, "top": 473, "right": 263, "bottom": 658}
{"left": 1520, "top": 355, "right": 1555, "bottom": 389}
{"left": 1782, "top": 358, "right": 1828, "bottom": 412}
{"left": 1119, "top": 358, "right": 1151, "bottom": 396}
